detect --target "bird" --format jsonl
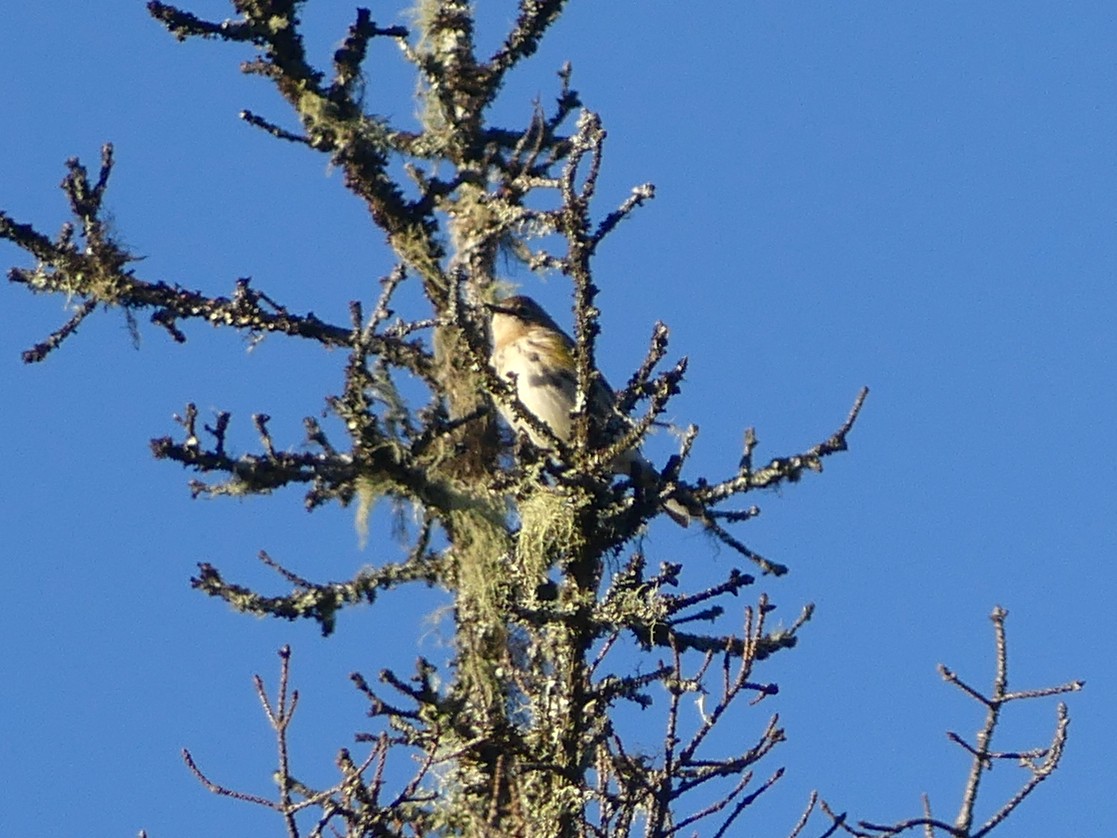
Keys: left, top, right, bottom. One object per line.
{"left": 487, "top": 295, "right": 691, "bottom": 526}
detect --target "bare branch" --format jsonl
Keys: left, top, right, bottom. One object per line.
{"left": 820, "top": 605, "right": 1083, "bottom": 838}
{"left": 698, "top": 387, "right": 870, "bottom": 505}
{"left": 20, "top": 297, "right": 98, "bottom": 363}
{"left": 489, "top": 0, "right": 568, "bottom": 79}
{"left": 191, "top": 549, "right": 442, "bottom": 637}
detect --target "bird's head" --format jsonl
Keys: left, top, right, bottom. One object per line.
{"left": 486, "top": 295, "right": 561, "bottom": 345}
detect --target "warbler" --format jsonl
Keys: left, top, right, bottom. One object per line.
{"left": 487, "top": 295, "right": 691, "bottom": 526}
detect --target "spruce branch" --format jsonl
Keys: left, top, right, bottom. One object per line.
{"left": 4, "top": 154, "right": 434, "bottom": 375}
{"left": 183, "top": 647, "right": 430, "bottom": 837}
{"left": 489, "top": 0, "right": 569, "bottom": 80}
{"left": 698, "top": 386, "right": 870, "bottom": 505}
{"left": 191, "top": 547, "right": 442, "bottom": 637}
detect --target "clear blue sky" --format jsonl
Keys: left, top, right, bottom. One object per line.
{"left": 2, "top": 3, "right": 1113, "bottom": 835}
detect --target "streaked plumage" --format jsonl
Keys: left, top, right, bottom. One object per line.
{"left": 488, "top": 295, "right": 690, "bottom": 526}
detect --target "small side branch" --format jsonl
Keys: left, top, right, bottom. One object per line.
{"left": 698, "top": 386, "right": 869, "bottom": 505}
{"left": 602, "top": 598, "right": 788, "bottom": 836}
{"left": 817, "top": 605, "right": 1083, "bottom": 837}
{"left": 948, "top": 606, "right": 1083, "bottom": 836}
{"left": 20, "top": 298, "right": 98, "bottom": 363}
{"left": 192, "top": 547, "right": 443, "bottom": 637}
{"left": 182, "top": 647, "right": 429, "bottom": 837}
{"left": 4, "top": 151, "right": 434, "bottom": 376}
{"left": 488, "top": 0, "right": 568, "bottom": 81}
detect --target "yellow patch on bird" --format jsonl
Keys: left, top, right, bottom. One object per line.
{"left": 524, "top": 328, "right": 576, "bottom": 368}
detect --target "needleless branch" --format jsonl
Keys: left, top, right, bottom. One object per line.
{"left": 816, "top": 607, "right": 1083, "bottom": 837}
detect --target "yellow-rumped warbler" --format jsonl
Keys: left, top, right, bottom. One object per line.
{"left": 487, "top": 295, "right": 690, "bottom": 526}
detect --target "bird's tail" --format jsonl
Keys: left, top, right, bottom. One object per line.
{"left": 661, "top": 496, "right": 693, "bottom": 528}
{"left": 623, "top": 453, "right": 702, "bottom": 528}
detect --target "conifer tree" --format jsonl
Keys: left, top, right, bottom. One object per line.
{"left": 1, "top": 3, "right": 1080, "bottom": 835}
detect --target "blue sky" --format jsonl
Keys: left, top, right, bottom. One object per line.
{"left": 2, "top": 2, "right": 1113, "bottom": 835}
